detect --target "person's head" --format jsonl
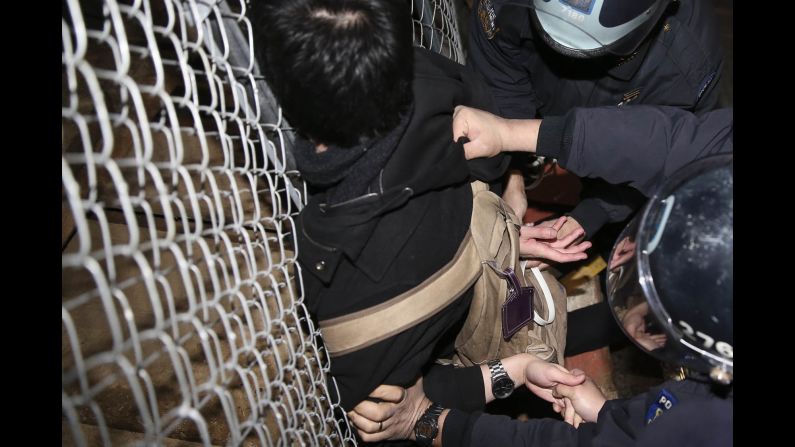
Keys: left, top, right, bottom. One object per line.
{"left": 607, "top": 154, "right": 733, "bottom": 384}
{"left": 528, "top": 0, "right": 673, "bottom": 58}
{"left": 251, "top": 0, "right": 414, "bottom": 147}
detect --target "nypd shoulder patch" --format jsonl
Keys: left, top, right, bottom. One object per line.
{"left": 645, "top": 388, "right": 679, "bottom": 425}
{"left": 478, "top": 0, "right": 499, "bottom": 39}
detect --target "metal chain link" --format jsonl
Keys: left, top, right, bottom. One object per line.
{"left": 62, "top": 1, "right": 462, "bottom": 446}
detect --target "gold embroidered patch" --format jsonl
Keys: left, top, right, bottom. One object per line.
{"left": 618, "top": 88, "right": 641, "bottom": 106}
{"left": 478, "top": 0, "right": 499, "bottom": 39}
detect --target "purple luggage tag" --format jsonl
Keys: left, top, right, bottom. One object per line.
{"left": 485, "top": 261, "right": 535, "bottom": 340}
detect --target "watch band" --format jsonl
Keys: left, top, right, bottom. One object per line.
{"left": 414, "top": 402, "right": 444, "bottom": 447}
{"left": 488, "top": 359, "right": 508, "bottom": 379}
{"left": 488, "top": 359, "right": 515, "bottom": 399}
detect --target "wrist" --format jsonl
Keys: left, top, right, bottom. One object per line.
{"left": 503, "top": 118, "right": 541, "bottom": 153}
{"left": 518, "top": 354, "right": 546, "bottom": 389}
{"left": 433, "top": 409, "right": 450, "bottom": 447}
{"left": 504, "top": 353, "right": 535, "bottom": 387}
{"left": 483, "top": 355, "right": 530, "bottom": 402}
{"left": 504, "top": 170, "right": 526, "bottom": 192}
{"left": 413, "top": 401, "right": 445, "bottom": 447}
{"left": 409, "top": 396, "right": 434, "bottom": 441}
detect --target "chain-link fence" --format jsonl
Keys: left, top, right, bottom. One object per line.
{"left": 412, "top": 0, "right": 464, "bottom": 63}
{"left": 62, "top": 1, "right": 462, "bottom": 446}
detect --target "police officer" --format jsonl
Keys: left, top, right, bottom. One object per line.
{"left": 469, "top": 0, "right": 725, "bottom": 240}
{"left": 451, "top": 102, "right": 732, "bottom": 356}
{"left": 347, "top": 154, "right": 733, "bottom": 447}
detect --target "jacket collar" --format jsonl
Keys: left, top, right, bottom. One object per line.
{"left": 606, "top": 38, "right": 652, "bottom": 81}
{"left": 297, "top": 136, "right": 471, "bottom": 285}
{"left": 297, "top": 184, "right": 414, "bottom": 284}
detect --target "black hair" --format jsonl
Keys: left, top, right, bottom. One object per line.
{"left": 251, "top": 0, "right": 414, "bottom": 147}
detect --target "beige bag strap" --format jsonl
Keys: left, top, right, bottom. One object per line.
{"left": 318, "top": 182, "right": 491, "bottom": 357}
{"left": 319, "top": 231, "right": 481, "bottom": 357}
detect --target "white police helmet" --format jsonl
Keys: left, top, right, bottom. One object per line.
{"left": 529, "top": 0, "right": 672, "bottom": 58}
{"left": 606, "top": 154, "right": 733, "bottom": 384}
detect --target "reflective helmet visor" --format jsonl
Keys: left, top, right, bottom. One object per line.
{"left": 607, "top": 155, "right": 733, "bottom": 381}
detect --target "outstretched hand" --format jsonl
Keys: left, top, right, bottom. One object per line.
{"left": 609, "top": 236, "right": 636, "bottom": 271}
{"left": 556, "top": 216, "right": 586, "bottom": 244}
{"left": 522, "top": 357, "right": 587, "bottom": 406}
{"left": 520, "top": 216, "right": 591, "bottom": 269}
{"left": 622, "top": 302, "right": 668, "bottom": 351}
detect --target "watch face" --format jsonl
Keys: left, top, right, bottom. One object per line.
{"left": 494, "top": 378, "right": 514, "bottom": 399}
{"left": 416, "top": 422, "right": 436, "bottom": 438}
{"left": 415, "top": 418, "right": 438, "bottom": 447}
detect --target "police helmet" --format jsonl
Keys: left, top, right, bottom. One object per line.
{"left": 606, "top": 154, "right": 733, "bottom": 384}
{"left": 529, "top": 0, "right": 673, "bottom": 58}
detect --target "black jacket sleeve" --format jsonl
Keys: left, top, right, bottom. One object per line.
{"left": 459, "top": 62, "right": 512, "bottom": 182}
{"left": 423, "top": 363, "right": 486, "bottom": 412}
{"left": 445, "top": 378, "right": 732, "bottom": 447}
{"left": 537, "top": 105, "right": 734, "bottom": 197}
{"left": 414, "top": 48, "right": 511, "bottom": 183}
{"left": 444, "top": 409, "right": 580, "bottom": 447}
{"left": 568, "top": 180, "right": 647, "bottom": 238}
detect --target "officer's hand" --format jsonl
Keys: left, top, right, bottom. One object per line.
{"left": 523, "top": 356, "right": 586, "bottom": 405}
{"left": 553, "top": 372, "right": 607, "bottom": 424}
{"left": 560, "top": 397, "right": 584, "bottom": 428}
{"left": 347, "top": 376, "right": 430, "bottom": 443}
{"left": 452, "top": 105, "right": 507, "bottom": 159}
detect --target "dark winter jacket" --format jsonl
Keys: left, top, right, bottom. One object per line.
{"left": 468, "top": 0, "right": 725, "bottom": 236}
{"left": 297, "top": 47, "right": 509, "bottom": 410}
{"left": 538, "top": 105, "right": 733, "bottom": 196}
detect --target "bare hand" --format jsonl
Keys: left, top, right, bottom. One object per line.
{"left": 552, "top": 371, "right": 607, "bottom": 424}
{"left": 520, "top": 217, "right": 591, "bottom": 269}
{"left": 622, "top": 302, "right": 667, "bottom": 351}
{"left": 347, "top": 377, "right": 430, "bottom": 443}
{"left": 556, "top": 216, "right": 586, "bottom": 244}
{"left": 452, "top": 105, "right": 508, "bottom": 160}
{"left": 523, "top": 357, "right": 586, "bottom": 406}
{"left": 609, "top": 236, "right": 636, "bottom": 271}
{"left": 560, "top": 397, "right": 584, "bottom": 427}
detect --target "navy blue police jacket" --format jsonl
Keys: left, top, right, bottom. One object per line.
{"left": 469, "top": 0, "right": 725, "bottom": 237}
{"left": 444, "top": 377, "right": 732, "bottom": 447}
{"left": 537, "top": 105, "right": 733, "bottom": 196}
{"left": 433, "top": 104, "right": 733, "bottom": 446}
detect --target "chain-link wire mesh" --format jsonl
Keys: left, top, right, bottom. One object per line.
{"left": 62, "top": 1, "right": 462, "bottom": 446}
{"left": 412, "top": 0, "right": 464, "bottom": 63}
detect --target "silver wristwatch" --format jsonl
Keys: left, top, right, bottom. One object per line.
{"left": 488, "top": 359, "right": 515, "bottom": 399}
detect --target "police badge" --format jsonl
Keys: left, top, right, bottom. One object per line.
{"left": 478, "top": 0, "right": 499, "bottom": 39}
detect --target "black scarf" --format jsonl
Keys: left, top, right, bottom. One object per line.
{"left": 293, "top": 105, "right": 414, "bottom": 205}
